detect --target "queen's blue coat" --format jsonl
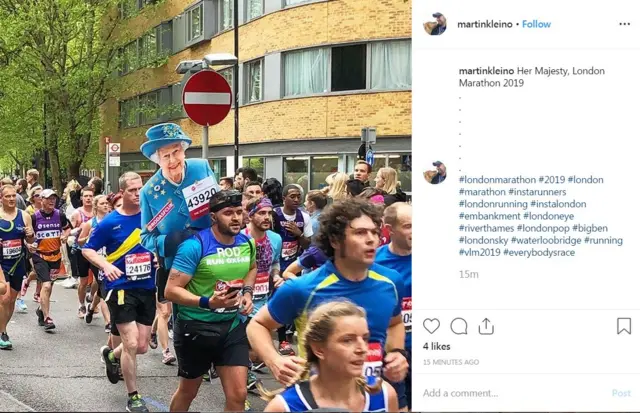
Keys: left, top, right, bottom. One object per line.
{"left": 140, "top": 158, "right": 219, "bottom": 267}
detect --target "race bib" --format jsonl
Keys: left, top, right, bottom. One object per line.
{"left": 402, "top": 297, "right": 412, "bottom": 332}
{"left": 253, "top": 271, "right": 270, "bottom": 299}
{"left": 125, "top": 252, "right": 152, "bottom": 281}
{"left": 2, "top": 239, "right": 22, "bottom": 259}
{"left": 363, "top": 342, "right": 383, "bottom": 377}
{"left": 212, "top": 279, "right": 243, "bottom": 314}
{"left": 281, "top": 241, "right": 298, "bottom": 259}
{"left": 182, "top": 176, "right": 217, "bottom": 220}
{"left": 36, "top": 230, "right": 60, "bottom": 240}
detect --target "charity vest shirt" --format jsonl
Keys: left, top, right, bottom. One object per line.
{"left": 33, "top": 209, "right": 63, "bottom": 262}
{"left": 171, "top": 229, "right": 256, "bottom": 327}
{"left": 274, "top": 206, "right": 305, "bottom": 269}
{"left": 267, "top": 260, "right": 404, "bottom": 378}
{"left": 375, "top": 245, "right": 412, "bottom": 350}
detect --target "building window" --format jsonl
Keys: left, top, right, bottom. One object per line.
{"left": 209, "top": 159, "right": 228, "bottom": 181}
{"left": 139, "top": 91, "right": 160, "bottom": 125}
{"left": 283, "top": 48, "right": 329, "bottom": 96}
{"left": 139, "top": 30, "right": 157, "bottom": 65}
{"left": 244, "top": 59, "right": 263, "bottom": 103}
{"left": 371, "top": 40, "right": 411, "bottom": 90}
{"left": 220, "top": 0, "right": 233, "bottom": 31}
{"left": 242, "top": 157, "right": 265, "bottom": 180}
{"left": 347, "top": 153, "right": 412, "bottom": 194}
{"left": 331, "top": 44, "right": 366, "bottom": 92}
{"left": 310, "top": 156, "right": 339, "bottom": 190}
{"left": 122, "top": 41, "right": 138, "bottom": 74}
{"left": 186, "top": 3, "right": 204, "bottom": 41}
{"left": 284, "top": 157, "right": 309, "bottom": 193}
{"left": 119, "top": 98, "right": 139, "bottom": 128}
{"left": 245, "top": 0, "right": 263, "bottom": 21}
{"left": 284, "top": 0, "right": 312, "bottom": 6}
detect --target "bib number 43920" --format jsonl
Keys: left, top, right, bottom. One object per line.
{"left": 182, "top": 176, "right": 217, "bottom": 221}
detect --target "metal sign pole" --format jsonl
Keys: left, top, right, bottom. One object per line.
{"left": 203, "top": 125, "right": 209, "bottom": 159}
{"left": 105, "top": 138, "right": 110, "bottom": 193}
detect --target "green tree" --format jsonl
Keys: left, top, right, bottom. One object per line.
{"left": 0, "top": 0, "right": 165, "bottom": 191}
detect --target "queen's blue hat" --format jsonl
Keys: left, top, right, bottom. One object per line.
{"left": 140, "top": 123, "right": 192, "bottom": 163}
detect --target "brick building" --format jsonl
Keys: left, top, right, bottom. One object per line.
{"left": 101, "top": 0, "right": 412, "bottom": 194}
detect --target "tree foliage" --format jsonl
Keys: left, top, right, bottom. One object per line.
{"left": 0, "top": 0, "right": 164, "bottom": 191}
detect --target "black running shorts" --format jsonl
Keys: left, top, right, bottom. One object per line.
{"left": 71, "top": 248, "right": 91, "bottom": 278}
{"left": 173, "top": 319, "right": 251, "bottom": 379}
{"left": 32, "top": 255, "right": 60, "bottom": 283}
{"left": 105, "top": 288, "right": 156, "bottom": 336}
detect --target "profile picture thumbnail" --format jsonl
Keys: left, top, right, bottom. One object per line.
{"left": 424, "top": 161, "right": 446, "bottom": 185}
{"left": 424, "top": 12, "right": 447, "bottom": 36}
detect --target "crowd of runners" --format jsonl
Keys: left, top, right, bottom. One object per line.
{"left": 0, "top": 123, "right": 412, "bottom": 412}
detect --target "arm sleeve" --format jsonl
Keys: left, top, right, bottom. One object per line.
{"left": 140, "top": 189, "right": 167, "bottom": 258}
{"left": 266, "top": 279, "right": 303, "bottom": 325}
{"left": 170, "top": 238, "right": 202, "bottom": 277}
{"left": 83, "top": 220, "right": 108, "bottom": 252}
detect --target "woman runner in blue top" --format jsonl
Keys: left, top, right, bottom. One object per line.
{"left": 259, "top": 300, "right": 398, "bottom": 412}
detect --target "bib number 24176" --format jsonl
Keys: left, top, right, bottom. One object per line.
{"left": 125, "top": 253, "right": 152, "bottom": 281}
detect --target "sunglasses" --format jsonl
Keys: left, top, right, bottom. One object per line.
{"left": 210, "top": 191, "right": 243, "bottom": 213}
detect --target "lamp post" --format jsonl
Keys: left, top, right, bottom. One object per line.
{"left": 233, "top": 0, "right": 239, "bottom": 175}
{"left": 176, "top": 52, "right": 238, "bottom": 162}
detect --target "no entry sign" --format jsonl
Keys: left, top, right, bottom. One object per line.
{"left": 182, "top": 70, "right": 232, "bottom": 126}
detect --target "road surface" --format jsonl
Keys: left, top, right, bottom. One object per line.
{"left": 0, "top": 281, "right": 279, "bottom": 412}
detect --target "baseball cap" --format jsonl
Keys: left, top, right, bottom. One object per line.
{"left": 433, "top": 161, "right": 443, "bottom": 167}
{"left": 433, "top": 12, "right": 443, "bottom": 18}
{"left": 40, "top": 189, "right": 58, "bottom": 199}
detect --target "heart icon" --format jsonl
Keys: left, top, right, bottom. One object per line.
{"left": 423, "top": 318, "right": 440, "bottom": 334}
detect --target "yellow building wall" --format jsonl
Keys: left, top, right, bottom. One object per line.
{"left": 101, "top": 0, "right": 412, "bottom": 153}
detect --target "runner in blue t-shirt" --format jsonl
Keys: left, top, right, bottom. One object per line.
{"left": 375, "top": 203, "right": 412, "bottom": 411}
{"left": 247, "top": 198, "right": 409, "bottom": 387}
{"left": 82, "top": 172, "right": 156, "bottom": 413}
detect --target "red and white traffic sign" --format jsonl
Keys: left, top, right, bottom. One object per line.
{"left": 109, "top": 143, "right": 121, "bottom": 155}
{"left": 182, "top": 70, "right": 232, "bottom": 126}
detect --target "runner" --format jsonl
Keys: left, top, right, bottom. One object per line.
{"left": 281, "top": 245, "right": 328, "bottom": 280}
{"left": 138, "top": 123, "right": 219, "bottom": 304}
{"left": 375, "top": 203, "right": 412, "bottom": 411}
{"left": 272, "top": 184, "right": 313, "bottom": 355}
{"left": 259, "top": 300, "right": 398, "bottom": 412}
{"left": 243, "top": 196, "right": 283, "bottom": 390}
{"left": 164, "top": 190, "right": 256, "bottom": 412}
{"left": 77, "top": 194, "right": 111, "bottom": 332}
{"left": 148, "top": 298, "right": 176, "bottom": 365}
{"left": 19, "top": 187, "right": 43, "bottom": 311}
{"left": 28, "top": 189, "right": 71, "bottom": 331}
{"left": 0, "top": 184, "right": 35, "bottom": 349}
{"left": 247, "top": 198, "right": 408, "bottom": 386}
{"left": 70, "top": 186, "right": 94, "bottom": 318}
{"left": 82, "top": 172, "right": 156, "bottom": 412}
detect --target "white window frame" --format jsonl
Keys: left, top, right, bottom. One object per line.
{"left": 219, "top": 0, "right": 233, "bottom": 32}
{"left": 186, "top": 3, "right": 204, "bottom": 42}
{"left": 244, "top": 0, "right": 264, "bottom": 22}
{"left": 244, "top": 59, "right": 263, "bottom": 104}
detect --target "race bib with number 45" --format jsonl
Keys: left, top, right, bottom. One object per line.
{"left": 182, "top": 176, "right": 217, "bottom": 221}
{"left": 125, "top": 252, "right": 152, "bottom": 281}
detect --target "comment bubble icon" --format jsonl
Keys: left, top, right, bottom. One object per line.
{"left": 451, "top": 317, "right": 468, "bottom": 335}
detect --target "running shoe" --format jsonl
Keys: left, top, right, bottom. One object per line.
{"left": 61, "top": 277, "right": 79, "bottom": 289}
{"left": 247, "top": 371, "right": 258, "bottom": 390}
{"left": 36, "top": 307, "right": 45, "bottom": 326}
{"left": 104, "top": 323, "right": 111, "bottom": 334}
{"left": 162, "top": 349, "right": 176, "bottom": 365}
{"left": 0, "top": 332, "right": 12, "bottom": 350}
{"left": 278, "top": 341, "right": 295, "bottom": 356}
{"left": 244, "top": 400, "right": 251, "bottom": 411}
{"left": 32, "top": 293, "right": 40, "bottom": 303}
{"left": 78, "top": 305, "right": 87, "bottom": 318}
{"left": 149, "top": 333, "right": 158, "bottom": 349}
{"left": 202, "top": 372, "right": 210, "bottom": 382}
{"left": 210, "top": 365, "right": 219, "bottom": 379}
{"left": 251, "top": 361, "right": 266, "bottom": 372}
{"left": 20, "top": 279, "right": 29, "bottom": 296}
{"left": 85, "top": 292, "right": 92, "bottom": 304}
{"left": 168, "top": 328, "right": 173, "bottom": 341}
{"left": 85, "top": 304, "right": 94, "bottom": 324}
{"left": 15, "top": 298, "right": 28, "bottom": 313}
{"left": 126, "top": 394, "right": 149, "bottom": 412}
{"left": 44, "top": 317, "right": 56, "bottom": 330}
{"left": 101, "top": 346, "right": 120, "bottom": 384}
